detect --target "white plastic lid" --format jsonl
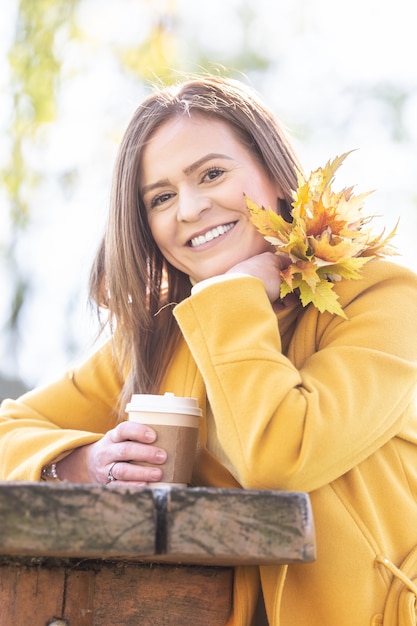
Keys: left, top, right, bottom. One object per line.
{"left": 125, "top": 392, "right": 202, "bottom": 417}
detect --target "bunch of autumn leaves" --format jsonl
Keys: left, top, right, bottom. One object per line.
{"left": 246, "top": 151, "right": 397, "bottom": 318}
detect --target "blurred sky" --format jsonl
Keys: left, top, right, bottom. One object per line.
{"left": 1, "top": 0, "right": 416, "bottom": 388}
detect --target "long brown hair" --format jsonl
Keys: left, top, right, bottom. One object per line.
{"left": 89, "top": 75, "right": 303, "bottom": 414}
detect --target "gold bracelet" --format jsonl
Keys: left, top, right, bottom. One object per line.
{"left": 41, "top": 463, "right": 60, "bottom": 481}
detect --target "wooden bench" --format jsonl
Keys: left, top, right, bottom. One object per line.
{"left": 0, "top": 482, "right": 315, "bottom": 625}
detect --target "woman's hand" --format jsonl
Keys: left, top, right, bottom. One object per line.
{"left": 226, "top": 251, "right": 290, "bottom": 303}
{"left": 56, "top": 421, "right": 167, "bottom": 486}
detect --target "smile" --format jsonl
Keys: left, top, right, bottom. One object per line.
{"left": 189, "top": 222, "right": 236, "bottom": 248}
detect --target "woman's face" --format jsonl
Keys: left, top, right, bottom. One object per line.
{"left": 140, "top": 114, "right": 282, "bottom": 284}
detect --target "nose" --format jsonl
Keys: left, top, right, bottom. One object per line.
{"left": 176, "top": 188, "right": 211, "bottom": 222}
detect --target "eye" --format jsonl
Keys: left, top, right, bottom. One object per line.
{"left": 202, "top": 167, "right": 225, "bottom": 183}
{"left": 150, "top": 191, "right": 175, "bottom": 209}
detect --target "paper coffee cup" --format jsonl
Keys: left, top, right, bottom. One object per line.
{"left": 126, "top": 392, "right": 202, "bottom": 487}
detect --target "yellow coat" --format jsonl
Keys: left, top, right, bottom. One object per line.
{"left": 1, "top": 259, "right": 417, "bottom": 625}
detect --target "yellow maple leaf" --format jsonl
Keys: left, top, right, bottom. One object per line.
{"left": 283, "top": 227, "right": 310, "bottom": 260}
{"left": 294, "top": 260, "right": 321, "bottom": 290}
{"left": 245, "top": 195, "right": 278, "bottom": 237}
{"left": 299, "top": 280, "right": 347, "bottom": 319}
{"left": 311, "top": 231, "right": 365, "bottom": 262}
{"left": 280, "top": 261, "right": 317, "bottom": 291}
{"left": 305, "top": 204, "right": 346, "bottom": 239}
{"left": 361, "top": 221, "right": 399, "bottom": 257}
{"left": 317, "top": 256, "right": 372, "bottom": 280}
{"left": 294, "top": 151, "right": 354, "bottom": 206}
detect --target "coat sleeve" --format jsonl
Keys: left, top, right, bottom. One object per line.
{"left": 173, "top": 261, "right": 417, "bottom": 492}
{"left": 0, "top": 339, "right": 123, "bottom": 481}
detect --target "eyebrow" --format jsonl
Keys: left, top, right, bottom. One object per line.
{"left": 141, "top": 153, "right": 232, "bottom": 196}
{"left": 183, "top": 153, "right": 232, "bottom": 175}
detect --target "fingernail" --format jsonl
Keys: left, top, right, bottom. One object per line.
{"left": 145, "top": 430, "right": 156, "bottom": 442}
{"left": 155, "top": 450, "right": 166, "bottom": 462}
{"left": 151, "top": 468, "right": 163, "bottom": 479}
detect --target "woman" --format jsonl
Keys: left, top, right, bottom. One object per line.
{"left": 1, "top": 75, "right": 417, "bottom": 625}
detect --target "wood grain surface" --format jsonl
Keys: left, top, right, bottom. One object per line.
{"left": 0, "top": 482, "right": 315, "bottom": 565}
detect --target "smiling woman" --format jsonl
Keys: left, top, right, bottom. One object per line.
{"left": 142, "top": 115, "right": 281, "bottom": 283}
{"left": 1, "top": 75, "right": 417, "bottom": 626}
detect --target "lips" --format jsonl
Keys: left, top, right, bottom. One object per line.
{"left": 189, "top": 222, "right": 236, "bottom": 248}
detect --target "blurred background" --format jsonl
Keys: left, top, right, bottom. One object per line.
{"left": 1, "top": 0, "right": 416, "bottom": 399}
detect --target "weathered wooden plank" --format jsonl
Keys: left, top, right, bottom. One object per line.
{"left": 159, "top": 487, "right": 316, "bottom": 565}
{"left": 0, "top": 482, "right": 315, "bottom": 565}
{"left": 0, "top": 558, "right": 233, "bottom": 626}
{"left": 88, "top": 562, "right": 233, "bottom": 626}
{"left": 0, "top": 562, "right": 65, "bottom": 624}
{"left": 0, "top": 481, "right": 156, "bottom": 559}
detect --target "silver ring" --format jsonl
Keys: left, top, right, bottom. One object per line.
{"left": 107, "top": 462, "right": 118, "bottom": 483}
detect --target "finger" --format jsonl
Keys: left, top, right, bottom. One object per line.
{"left": 109, "top": 421, "right": 157, "bottom": 444}
{"left": 275, "top": 251, "right": 292, "bottom": 270}
{"left": 106, "top": 460, "right": 164, "bottom": 485}
{"left": 112, "top": 440, "right": 167, "bottom": 466}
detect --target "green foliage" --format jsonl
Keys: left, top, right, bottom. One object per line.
{"left": 3, "top": 0, "right": 79, "bottom": 228}
{"left": 118, "top": 19, "right": 180, "bottom": 84}
{"left": 116, "top": 0, "right": 270, "bottom": 85}
{"left": 1, "top": 0, "right": 79, "bottom": 340}
{"left": 10, "top": 0, "right": 80, "bottom": 124}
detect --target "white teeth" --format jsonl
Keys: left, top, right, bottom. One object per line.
{"left": 190, "top": 223, "right": 235, "bottom": 248}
